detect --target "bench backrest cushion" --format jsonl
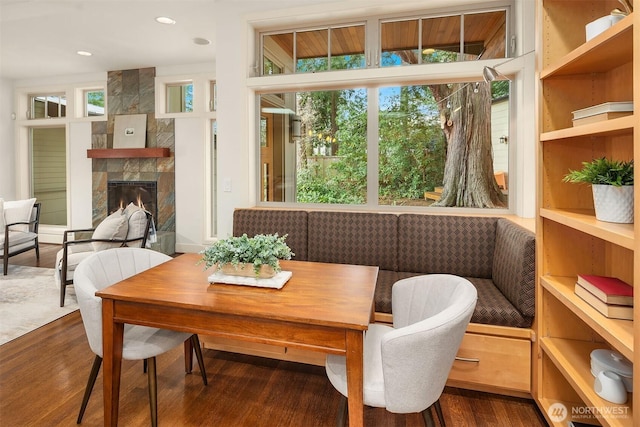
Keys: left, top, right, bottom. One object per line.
{"left": 492, "top": 219, "right": 536, "bottom": 318}
{"left": 307, "top": 211, "right": 398, "bottom": 270}
{"left": 233, "top": 209, "right": 309, "bottom": 261}
{"left": 397, "top": 214, "right": 497, "bottom": 278}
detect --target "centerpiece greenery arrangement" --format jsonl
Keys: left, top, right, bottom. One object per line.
{"left": 563, "top": 157, "right": 634, "bottom": 224}
{"left": 200, "top": 233, "right": 294, "bottom": 278}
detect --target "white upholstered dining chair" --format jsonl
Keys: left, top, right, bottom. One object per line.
{"left": 73, "top": 247, "right": 207, "bottom": 427}
{"left": 325, "top": 274, "right": 477, "bottom": 427}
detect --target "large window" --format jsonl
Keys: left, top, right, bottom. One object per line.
{"left": 256, "top": 6, "right": 514, "bottom": 210}
{"left": 258, "top": 80, "right": 509, "bottom": 208}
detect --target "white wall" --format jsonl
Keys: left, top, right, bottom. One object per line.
{"left": 0, "top": 78, "right": 16, "bottom": 199}
{"left": 214, "top": 3, "right": 256, "bottom": 238}
{"left": 491, "top": 99, "right": 509, "bottom": 174}
{"left": 68, "top": 121, "right": 93, "bottom": 230}
{"left": 174, "top": 117, "right": 206, "bottom": 252}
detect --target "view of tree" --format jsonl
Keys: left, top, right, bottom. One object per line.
{"left": 378, "top": 86, "right": 445, "bottom": 204}
{"left": 293, "top": 51, "right": 508, "bottom": 208}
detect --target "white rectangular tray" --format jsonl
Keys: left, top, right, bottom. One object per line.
{"left": 208, "top": 270, "right": 292, "bottom": 289}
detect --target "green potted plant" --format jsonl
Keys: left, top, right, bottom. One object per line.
{"left": 563, "top": 157, "right": 634, "bottom": 224}
{"left": 200, "top": 233, "right": 294, "bottom": 278}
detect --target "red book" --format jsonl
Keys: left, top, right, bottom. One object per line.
{"left": 576, "top": 274, "right": 633, "bottom": 306}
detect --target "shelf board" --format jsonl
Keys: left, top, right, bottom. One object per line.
{"left": 540, "top": 208, "right": 634, "bottom": 250}
{"left": 541, "top": 13, "right": 633, "bottom": 79}
{"left": 540, "top": 336, "right": 633, "bottom": 427}
{"left": 540, "top": 115, "right": 635, "bottom": 142}
{"left": 87, "top": 148, "right": 171, "bottom": 159}
{"left": 541, "top": 275, "right": 633, "bottom": 360}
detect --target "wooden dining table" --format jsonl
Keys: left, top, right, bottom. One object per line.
{"left": 97, "top": 253, "right": 378, "bottom": 426}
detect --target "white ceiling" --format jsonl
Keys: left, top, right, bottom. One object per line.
{"left": 0, "top": 0, "right": 492, "bottom": 81}
{"left": 0, "top": 0, "right": 219, "bottom": 80}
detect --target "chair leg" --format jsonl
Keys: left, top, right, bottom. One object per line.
{"left": 335, "top": 394, "right": 348, "bottom": 427}
{"left": 434, "top": 399, "right": 445, "bottom": 426}
{"left": 147, "top": 357, "right": 158, "bottom": 427}
{"left": 60, "top": 283, "right": 66, "bottom": 307}
{"left": 190, "top": 335, "right": 208, "bottom": 385}
{"left": 77, "top": 355, "right": 103, "bottom": 424}
{"left": 421, "top": 404, "right": 437, "bottom": 427}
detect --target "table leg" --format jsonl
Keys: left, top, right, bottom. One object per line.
{"left": 345, "top": 329, "right": 364, "bottom": 427}
{"left": 102, "top": 299, "right": 124, "bottom": 427}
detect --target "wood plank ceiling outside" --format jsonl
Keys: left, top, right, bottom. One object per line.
{"left": 268, "top": 12, "right": 505, "bottom": 60}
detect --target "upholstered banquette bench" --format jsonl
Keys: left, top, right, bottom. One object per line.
{"left": 211, "top": 208, "right": 535, "bottom": 396}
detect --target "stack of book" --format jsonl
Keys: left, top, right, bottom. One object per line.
{"left": 574, "top": 274, "right": 634, "bottom": 320}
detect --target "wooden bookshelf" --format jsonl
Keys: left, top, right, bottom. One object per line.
{"left": 535, "top": 2, "right": 637, "bottom": 426}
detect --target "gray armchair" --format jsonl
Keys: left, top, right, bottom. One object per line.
{"left": 55, "top": 203, "right": 153, "bottom": 306}
{"left": 1, "top": 200, "right": 40, "bottom": 275}
{"left": 325, "top": 274, "right": 477, "bottom": 426}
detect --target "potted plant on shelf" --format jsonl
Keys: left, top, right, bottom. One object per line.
{"left": 563, "top": 157, "right": 634, "bottom": 224}
{"left": 200, "top": 233, "right": 294, "bottom": 278}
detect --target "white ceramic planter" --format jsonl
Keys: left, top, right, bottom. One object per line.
{"left": 592, "top": 184, "right": 634, "bottom": 224}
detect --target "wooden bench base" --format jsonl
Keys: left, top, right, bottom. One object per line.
{"left": 201, "top": 317, "right": 534, "bottom": 398}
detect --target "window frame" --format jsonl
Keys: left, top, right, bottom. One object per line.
{"left": 155, "top": 73, "right": 216, "bottom": 118}
{"left": 250, "top": 5, "right": 520, "bottom": 214}
{"left": 82, "top": 88, "right": 106, "bottom": 117}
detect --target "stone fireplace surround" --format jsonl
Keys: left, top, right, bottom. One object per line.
{"left": 90, "top": 67, "right": 175, "bottom": 254}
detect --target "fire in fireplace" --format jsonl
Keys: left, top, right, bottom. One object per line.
{"left": 107, "top": 181, "right": 157, "bottom": 221}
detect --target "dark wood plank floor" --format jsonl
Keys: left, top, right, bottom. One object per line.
{"left": 1, "top": 244, "right": 548, "bottom": 426}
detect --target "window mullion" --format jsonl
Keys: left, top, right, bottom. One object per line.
{"left": 366, "top": 87, "right": 378, "bottom": 207}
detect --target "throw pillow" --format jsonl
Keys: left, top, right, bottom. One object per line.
{"left": 92, "top": 208, "right": 129, "bottom": 252}
{"left": 3, "top": 198, "right": 36, "bottom": 232}
{"left": 123, "top": 202, "right": 149, "bottom": 245}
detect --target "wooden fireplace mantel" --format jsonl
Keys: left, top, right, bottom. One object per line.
{"left": 87, "top": 148, "right": 170, "bottom": 159}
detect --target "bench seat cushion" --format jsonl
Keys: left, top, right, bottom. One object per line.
{"left": 376, "top": 272, "right": 532, "bottom": 328}
{"left": 467, "top": 278, "right": 533, "bottom": 328}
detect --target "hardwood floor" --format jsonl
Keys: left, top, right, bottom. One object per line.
{"left": 1, "top": 244, "right": 548, "bottom": 426}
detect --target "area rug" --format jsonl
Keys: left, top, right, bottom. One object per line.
{"left": 0, "top": 266, "right": 78, "bottom": 345}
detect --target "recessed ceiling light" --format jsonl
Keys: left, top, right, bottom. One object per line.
{"left": 193, "top": 37, "right": 211, "bottom": 46}
{"left": 77, "top": 50, "right": 92, "bottom": 56}
{"left": 155, "top": 16, "right": 176, "bottom": 25}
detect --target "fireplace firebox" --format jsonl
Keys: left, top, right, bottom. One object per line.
{"left": 107, "top": 181, "right": 157, "bottom": 221}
